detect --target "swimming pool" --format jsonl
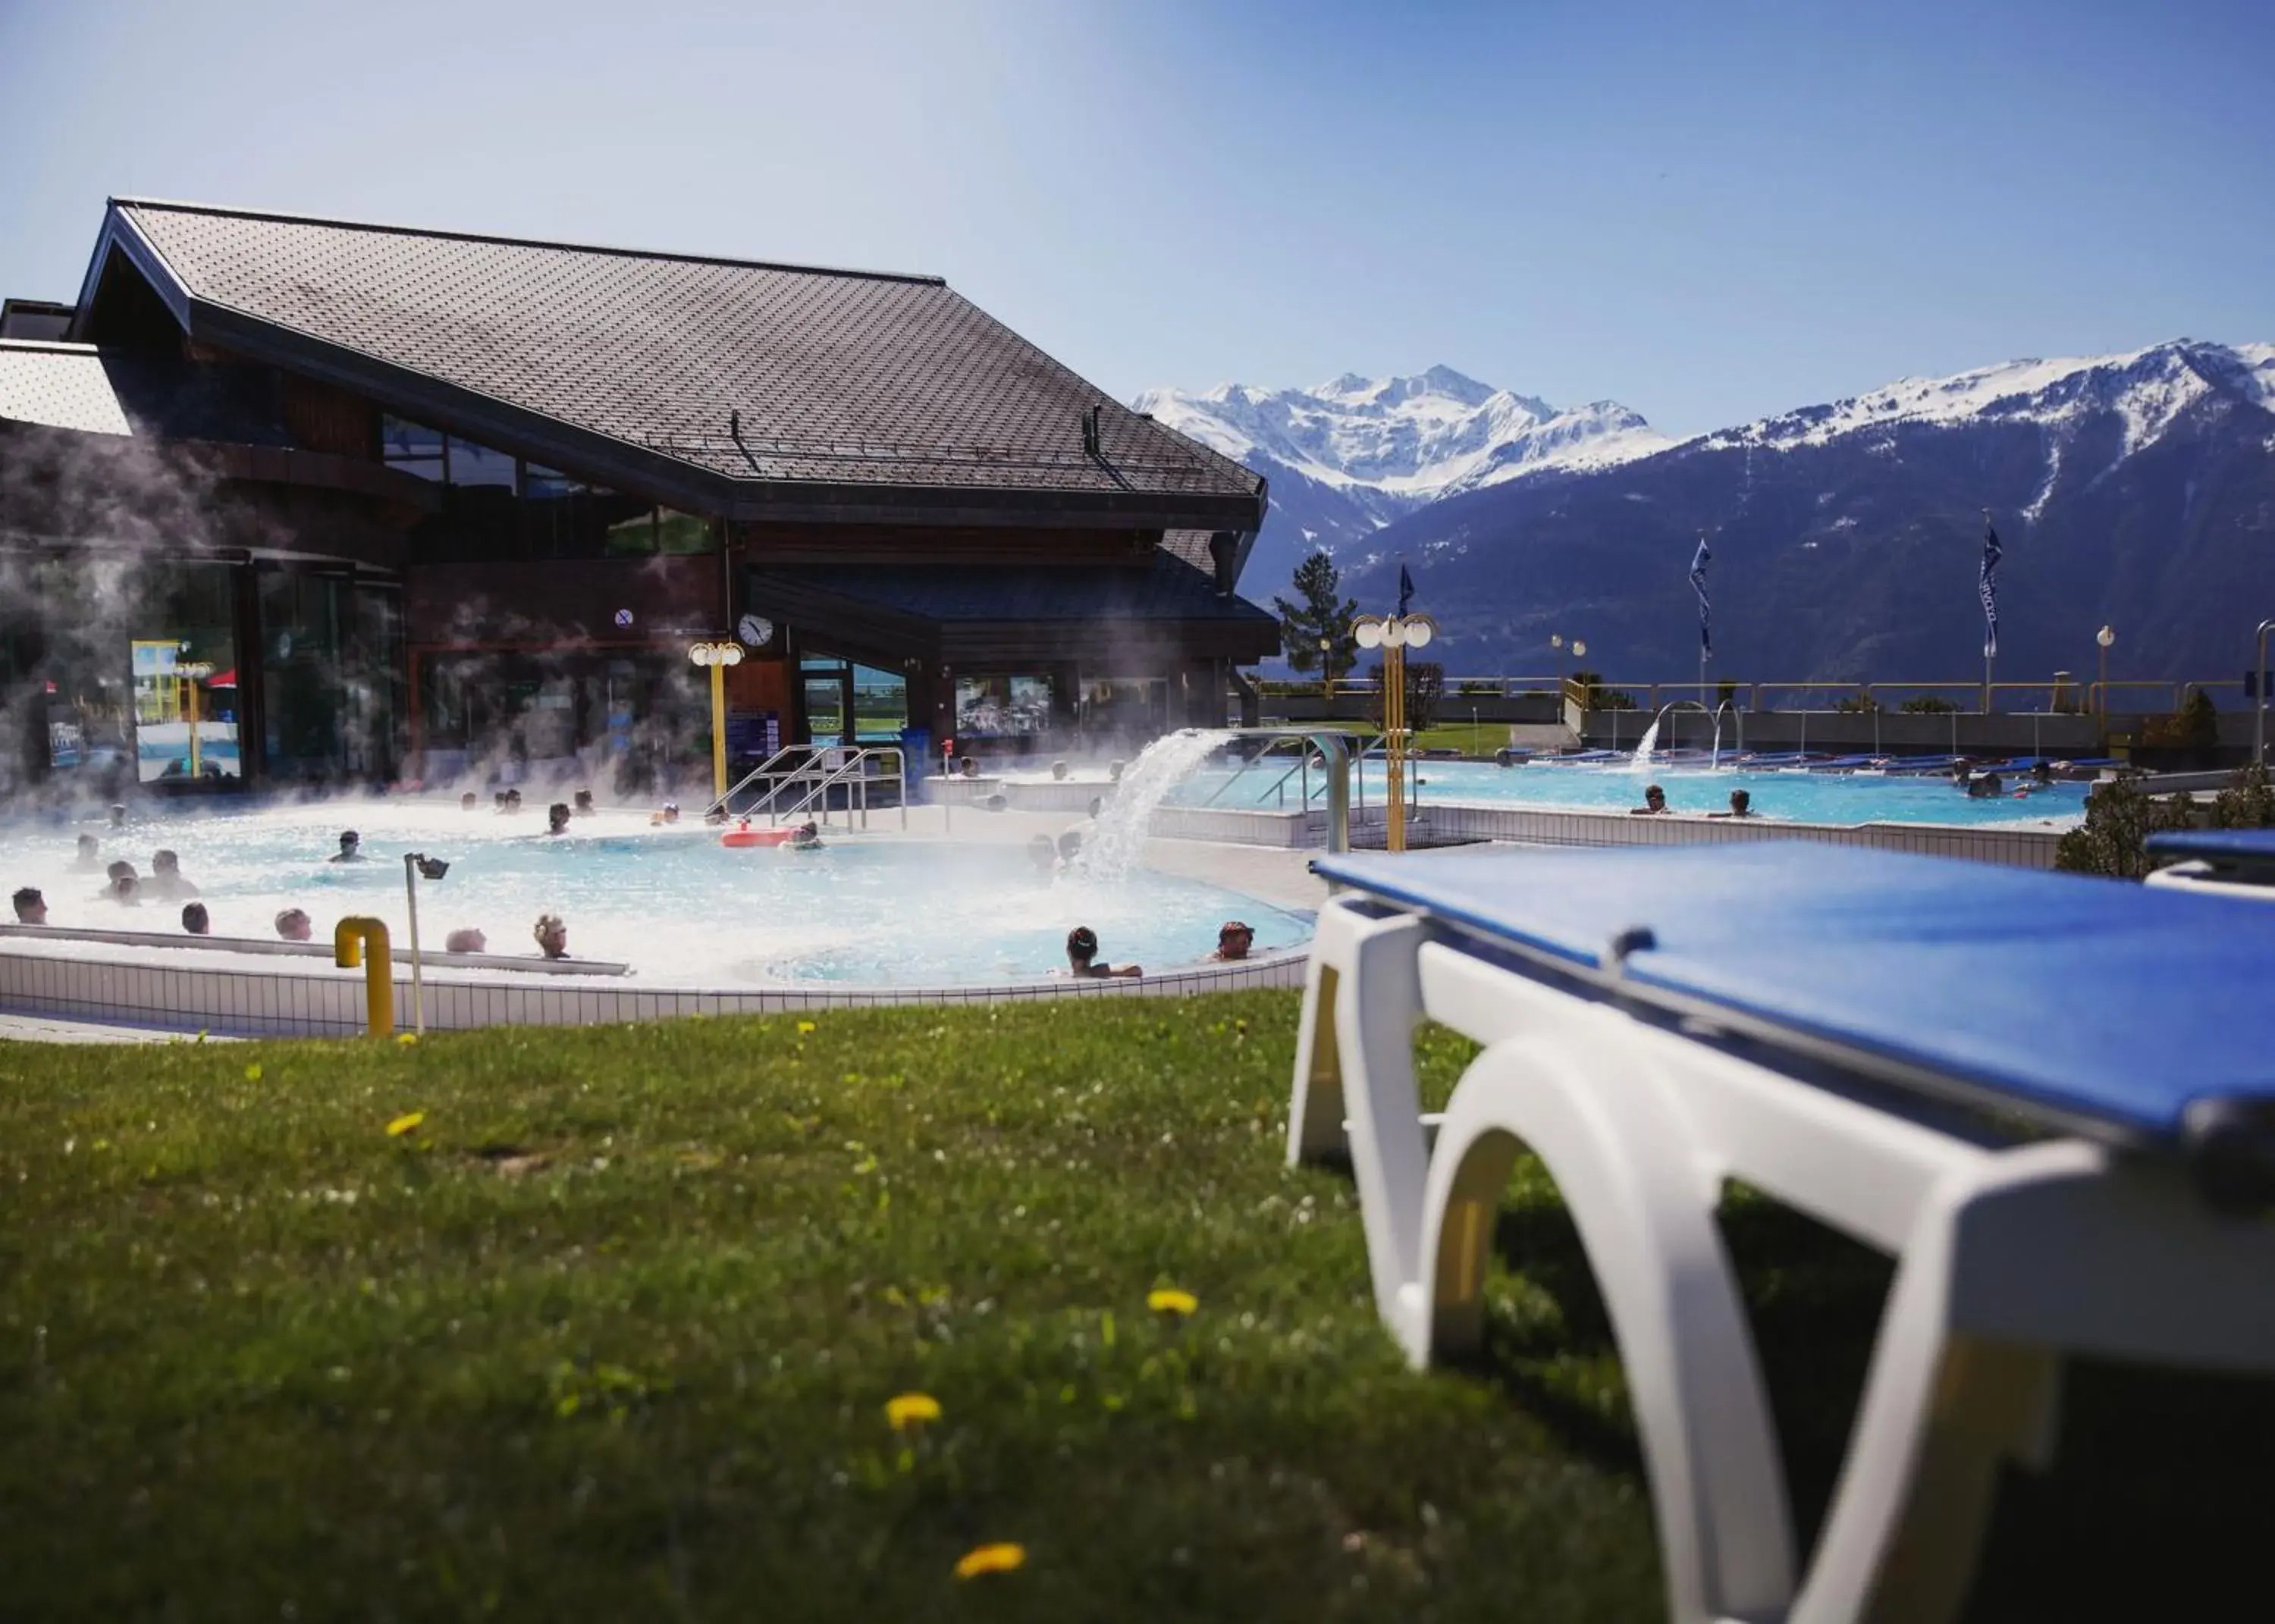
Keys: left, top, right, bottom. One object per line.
{"left": 4, "top": 803, "right": 1308, "bottom": 986}
{"left": 1170, "top": 758, "right": 2087, "bottom": 829}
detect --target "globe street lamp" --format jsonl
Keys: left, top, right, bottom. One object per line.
{"left": 2095, "top": 625, "right": 2115, "bottom": 726}
{"left": 1354, "top": 611, "right": 1436, "bottom": 853}
{"left": 177, "top": 661, "right": 215, "bottom": 780}
{"left": 688, "top": 641, "right": 745, "bottom": 802}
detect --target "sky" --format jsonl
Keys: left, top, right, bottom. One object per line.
{"left": 2, "top": 0, "right": 2270, "bottom": 437}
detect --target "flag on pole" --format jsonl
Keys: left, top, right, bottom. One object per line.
{"left": 1688, "top": 535, "right": 1712, "bottom": 660}
{"left": 1978, "top": 517, "right": 2001, "bottom": 658}
{"left": 1396, "top": 563, "right": 1415, "bottom": 617}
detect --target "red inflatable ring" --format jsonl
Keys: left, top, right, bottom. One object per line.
{"left": 722, "top": 826, "right": 792, "bottom": 848}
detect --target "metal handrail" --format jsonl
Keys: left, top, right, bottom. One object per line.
{"left": 706, "top": 745, "right": 805, "bottom": 817}
{"left": 709, "top": 745, "right": 908, "bottom": 828}
{"left": 767, "top": 747, "right": 908, "bottom": 830}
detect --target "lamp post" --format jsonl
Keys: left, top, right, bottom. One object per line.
{"left": 2256, "top": 619, "right": 2275, "bottom": 767}
{"left": 1354, "top": 611, "right": 1436, "bottom": 852}
{"left": 177, "top": 661, "right": 214, "bottom": 780}
{"left": 1552, "top": 632, "right": 1565, "bottom": 693}
{"left": 688, "top": 641, "right": 745, "bottom": 803}
{"left": 2095, "top": 625, "right": 2115, "bottom": 728}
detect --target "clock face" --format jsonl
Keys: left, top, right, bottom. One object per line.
{"left": 737, "top": 614, "right": 774, "bottom": 649}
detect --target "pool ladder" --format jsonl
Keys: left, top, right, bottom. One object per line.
{"left": 707, "top": 745, "right": 910, "bottom": 830}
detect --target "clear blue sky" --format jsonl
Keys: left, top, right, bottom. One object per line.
{"left": 2, "top": 0, "right": 2268, "bottom": 436}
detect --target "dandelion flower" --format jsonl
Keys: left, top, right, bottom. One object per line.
{"left": 386, "top": 1111, "right": 425, "bottom": 1137}
{"left": 1147, "top": 1287, "right": 1198, "bottom": 1318}
{"left": 796, "top": 1020, "right": 817, "bottom": 1034}
{"left": 954, "top": 1542, "right": 1025, "bottom": 1580}
{"left": 395, "top": 1032, "right": 419, "bottom": 1046}
{"left": 243, "top": 1063, "right": 263, "bottom": 1082}
{"left": 885, "top": 1391, "right": 941, "bottom": 1431}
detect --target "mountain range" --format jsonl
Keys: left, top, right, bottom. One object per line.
{"left": 1140, "top": 343, "right": 2275, "bottom": 683}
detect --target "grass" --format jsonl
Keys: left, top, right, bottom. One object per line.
{"left": 2, "top": 993, "right": 2269, "bottom": 1621}
{"left": 1298, "top": 719, "right": 1520, "bottom": 756}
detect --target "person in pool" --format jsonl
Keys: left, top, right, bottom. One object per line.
{"left": 786, "top": 820, "right": 823, "bottom": 850}
{"left": 149, "top": 848, "right": 199, "bottom": 898}
{"left": 650, "top": 802, "right": 682, "bottom": 826}
{"left": 12, "top": 886, "right": 47, "bottom": 925}
{"left": 1064, "top": 926, "right": 1140, "bottom": 979}
{"left": 72, "top": 833, "right": 101, "bottom": 871}
{"left": 106, "top": 867, "right": 140, "bottom": 905}
{"left": 573, "top": 788, "right": 595, "bottom": 816}
{"left": 461, "top": 792, "right": 480, "bottom": 811}
{"left": 533, "top": 913, "right": 570, "bottom": 960}
{"left": 444, "top": 927, "right": 488, "bottom": 954}
{"left": 1028, "top": 833, "right": 1059, "bottom": 874}
{"left": 181, "top": 901, "right": 210, "bottom": 936}
{"left": 1630, "top": 784, "right": 1670, "bottom": 816}
{"left": 108, "top": 803, "right": 127, "bottom": 831}
{"left": 276, "top": 908, "right": 312, "bottom": 942}
{"left": 1709, "top": 789, "right": 1756, "bottom": 818}
{"left": 547, "top": 802, "right": 572, "bottom": 836}
{"left": 1209, "top": 920, "right": 1255, "bottom": 961}
{"left": 330, "top": 829, "right": 365, "bottom": 862}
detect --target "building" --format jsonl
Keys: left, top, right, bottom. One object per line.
{"left": 0, "top": 199, "right": 1276, "bottom": 798}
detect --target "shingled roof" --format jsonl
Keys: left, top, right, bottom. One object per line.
{"left": 74, "top": 199, "right": 1266, "bottom": 530}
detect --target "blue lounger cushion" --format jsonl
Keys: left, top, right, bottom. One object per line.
{"left": 2149, "top": 828, "right": 2275, "bottom": 863}
{"left": 1316, "top": 844, "right": 2275, "bottom": 1166}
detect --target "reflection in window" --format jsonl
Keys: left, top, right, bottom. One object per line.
{"left": 605, "top": 508, "right": 658, "bottom": 556}
{"left": 447, "top": 435, "right": 516, "bottom": 488}
{"left": 657, "top": 509, "right": 717, "bottom": 555}
{"left": 381, "top": 415, "right": 445, "bottom": 480}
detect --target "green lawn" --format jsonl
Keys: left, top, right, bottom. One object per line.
{"left": 2, "top": 995, "right": 2267, "bottom": 1620}
{"left": 1296, "top": 719, "right": 1516, "bottom": 757}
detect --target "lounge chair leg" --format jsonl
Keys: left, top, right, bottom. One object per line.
{"left": 1288, "top": 951, "right": 1349, "bottom": 1167}
{"left": 1418, "top": 1032, "right": 1798, "bottom": 1624}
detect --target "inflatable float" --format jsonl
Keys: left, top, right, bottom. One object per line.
{"left": 721, "top": 825, "right": 795, "bottom": 849}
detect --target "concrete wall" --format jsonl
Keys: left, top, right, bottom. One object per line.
{"left": 1580, "top": 708, "right": 2104, "bottom": 757}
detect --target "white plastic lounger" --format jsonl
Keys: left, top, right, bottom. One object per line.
{"left": 1288, "top": 843, "right": 2275, "bottom": 1624}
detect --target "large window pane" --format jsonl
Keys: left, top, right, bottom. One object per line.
{"left": 446, "top": 435, "right": 516, "bottom": 488}
{"left": 381, "top": 414, "right": 445, "bottom": 480}
{"left": 657, "top": 509, "right": 717, "bottom": 555}
{"left": 130, "top": 563, "right": 239, "bottom": 782}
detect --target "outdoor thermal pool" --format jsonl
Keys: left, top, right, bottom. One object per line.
{"left": 2, "top": 801, "right": 1308, "bottom": 987}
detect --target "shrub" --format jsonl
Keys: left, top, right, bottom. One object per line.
{"left": 1570, "top": 671, "right": 1636, "bottom": 710}
{"left": 2054, "top": 776, "right": 2198, "bottom": 878}
{"left": 2213, "top": 760, "right": 2275, "bottom": 829}
{"left": 1900, "top": 695, "right": 1960, "bottom": 715}
{"left": 1834, "top": 694, "right": 1881, "bottom": 714}
{"left": 2141, "top": 688, "right": 2220, "bottom": 751}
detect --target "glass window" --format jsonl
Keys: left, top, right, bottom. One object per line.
{"left": 657, "top": 509, "right": 717, "bottom": 555}
{"left": 130, "top": 563, "right": 240, "bottom": 783}
{"left": 604, "top": 509, "right": 657, "bottom": 557}
{"left": 852, "top": 664, "right": 907, "bottom": 741}
{"left": 381, "top": 415, "right": 445, "bottom": 480}
{"left": 446, "top": 435, "right": 516, "bottom": 488}
{"left": 955, "top": 675, "right": 1053, "bottom": 738}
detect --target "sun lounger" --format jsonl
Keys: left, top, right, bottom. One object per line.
{"left": 2147, "top": 826, "right": 2275, "bottom": 899}
{"left": 1287, "top": 844, "right": 2275, "bottom": 1624}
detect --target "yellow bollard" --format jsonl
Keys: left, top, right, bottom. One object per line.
{"left": 334, "top": 916, "right": 395, "bottom": 1037}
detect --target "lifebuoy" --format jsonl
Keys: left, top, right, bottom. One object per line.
{"left": 722, "top": 827, "right": 792, "bottom": 848}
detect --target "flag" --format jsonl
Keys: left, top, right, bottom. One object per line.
{"left": 1978, "top": 518, "right": 2001, "bottom": 659}
{"left": 1396, "top": 563, "right": 1415, "bottom": 617}
{"left": 1688, "top": 535, "right": 1712, "bottom": 660}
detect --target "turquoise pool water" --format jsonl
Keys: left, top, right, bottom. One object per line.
{"left": 5, "top": 803, "right": 1307, "bottom": 986}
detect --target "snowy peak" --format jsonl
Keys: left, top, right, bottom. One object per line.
{"left": 1131, "top": 367, "right": 1668, "bottom": 508}
{"left": 1699, "top": 339, "right": 2275, "bottom": 456}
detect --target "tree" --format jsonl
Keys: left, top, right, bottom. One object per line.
{"left": 1272, "top": 551, "right": 1358, "bottom": 685}
{"left": 2054, "top": 776, "right": 2196, "bottom": 878}
{"left": 1366, "top": 660, "right": 1445, "bottom": 733}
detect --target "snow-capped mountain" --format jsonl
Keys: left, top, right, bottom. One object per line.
{"left": 1330, "top": 338, "right": 2275, "bottom": 682}
{"left": 1131, "top": 365, "right": 1666, "bottom": 590}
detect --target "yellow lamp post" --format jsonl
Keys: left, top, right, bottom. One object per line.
{"left": 1354, "top": 612, "right": 1436, "bottom": 853}
{"left": 688, "top": 641, "right": 745, "bottom": 802}
{"left": 177, "top": 661, "right": 214, "bottom": 780}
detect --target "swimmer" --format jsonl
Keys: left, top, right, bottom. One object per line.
{"left": 444, "top": 927, "right": 488, "bottom": 954}
{"left": 1064, "top": 925, "right": 1140, "bottom": 980}
{"left": 1050, "top": 759, "right": 1070, "bottom": 781}
{"left": 505, "top": 788, "right": 523, "bottom": 814}
{"left": 787, "top": 820, "right": 822, "bottom": 850}
{"left": 108, "top": 870, "right": 140, "bottom": 906}
{"left": 1708, "top": 789, "right": 1755, "bottom": 818}
{"left": 1056, "top": 829, "right": 1081, "bottom": 865}
{"left": 1209, "top": 920, "right": 1254, "bottom": 961}
{"left": 493, "top": 790, "right": 510, "bottom": 812}
{"left": 149, "top": 848, "right": 199, "bottom": 898}
{"left": 547, "top": 802, "right": 572, "bottom": 836}
{"left": 533, "top": 912, "right": 570, "bottom": 961}
{"left": 108, "top": 803, "right": 127, "bottom": 831}
{"left": 461, "top": 792, "right": 479, "bottom": 811}
{"left": 649, "top": 801, "right": 682, "bottom": 826}
{"left": 12, "top": 886, "right": 47, "bottom": 925}
{"left": 1630, "top": 784, "right": 1670, "bottom": 816}
{"left": 180, "top": 901, "right": 210, "bottom": 936}
{"left": 72, "top": 833, "right": 101, "bottom": 871}
{"left": 573, "top": 788, "right": 595, "bottom": 816}
{"left": 1028, "top": 833, "right": 1059, "bottom": 874}
{"left": 330, "top": 829, "right": 365, "bottom": 863}
{"left": 275, "top": 908, "right": 312, "bottom": 942}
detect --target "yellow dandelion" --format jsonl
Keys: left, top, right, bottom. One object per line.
{"left": 1147, "top": 1287, "right": 1199, "bottom": 1318}
{"left": 795, "top": 1020, "right": 817, "bottom": 1034}
{"left": 885, "top": 1391, "right": 941, "bottom": 1431}
{"left": 395, "top": 1032, "right": 419, "bottom": 1046}
{"left": 953, "top": 1542, "right": 1026, "bottom": 1580}
{"left": 386, "top": 1111, "right": 425, "bottom": 1137}
{"left": 243, "top": 1063, "right": 263, "bottom": 1082}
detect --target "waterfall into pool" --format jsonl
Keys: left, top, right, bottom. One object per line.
{"left": 1628, "top": 715, "right": 1664, "bottom": 774}
{"left": 1076, "top": 729, "right": 1233, "bottom": 880}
